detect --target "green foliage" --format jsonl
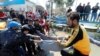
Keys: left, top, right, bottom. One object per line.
{"left": 65, "top": 0, "right": 74, "bottom": 6}
{"left": 54, "top": 0, "right": 64, "bottom": 7}
{"left": 54, "top": 0, "right": 75, "bottom": 7}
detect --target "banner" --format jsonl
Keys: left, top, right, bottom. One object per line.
{"left": 0, "top": 0, "right": 25, "bottom": 6}
{"left": 0, "top": 0, "right": 6, "bottom": 6}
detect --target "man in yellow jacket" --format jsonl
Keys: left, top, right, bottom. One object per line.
{"left": 57, "top": 12, "right": 90, "bottom": 56}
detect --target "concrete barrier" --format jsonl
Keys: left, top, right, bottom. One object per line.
{"left": 90, "top": 37, "right": 100, "bottom": 46}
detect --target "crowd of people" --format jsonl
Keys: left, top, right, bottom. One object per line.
{"left": 0, "top": 7, "right": 50, "bottom": 36}
{"left": 0, "top": 7, "right": 51, "bottom": 56}
{"left": 67, "top": 2, "right": 100, "bottom": 22}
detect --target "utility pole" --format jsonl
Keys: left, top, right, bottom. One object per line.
{"left": 48, "top": 0, "right": 53, "bottom": 19}
{"left": 51, "top": 0, "right": 53, "bottom": 19}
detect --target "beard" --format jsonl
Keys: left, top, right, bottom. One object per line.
{"left": 68, "top": 25, "right": 74, "bottom": 28}
{"left": 68, "top": 23, "right": 75, "bottom": 28}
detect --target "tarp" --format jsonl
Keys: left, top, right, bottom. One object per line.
{"left": 0, "top": 0, "right": 25, "bottom": 6}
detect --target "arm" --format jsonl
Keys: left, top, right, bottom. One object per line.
{"left": 26, "top": 34, "right": 41, "bottom": 40}
{"left": 58, "top": 29, "right": 79, "bottom": 47}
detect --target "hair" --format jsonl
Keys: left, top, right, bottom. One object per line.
{"left": 67, "top": 12, "right": 80, "bottom": 22}
{"left": 21, "top": 25, "right": 30, "bottom": 32}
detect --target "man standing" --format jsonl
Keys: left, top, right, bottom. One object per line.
{"left": 82, "top": 4, "right": 86, "bottom": 21}
{"left": 57, "top": 12, "right": 90, "bottom": 56}
{"left": 91, "top": 3, "right": 99, "bottom": 22}
{"left": 76, "top": 3, "right": 83, "bottom": 20}
{"left": 84, "top": 2, "right": 91, "bottom": 21}
{"left": 18, "top": 13, "right": 25, "bottom": 25}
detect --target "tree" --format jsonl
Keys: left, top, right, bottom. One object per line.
{"left": 54, "top": 0, "right": 64, "bottom": 8}
{"left": 65, "top": 0, "right": 75, "bottom": 6}
{"left": 53, "top": 0, "right": 75, "bottom": 15}
{"left": 54, "top": 0, "right": 75, "bottom": 8}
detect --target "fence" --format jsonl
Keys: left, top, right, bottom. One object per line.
{"left": 79, "top": 13, "right": 100, "bottom": 23}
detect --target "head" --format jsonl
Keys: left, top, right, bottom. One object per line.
{"left": 28, "top": 19, "right": 33, "bottom": 25}
{"left": 96, "top": 3, "right": 99, "bottom": 6}
{"left": 79, "top": 3, "right": 82, "bottom": 6}
{"left": 87, "top": 2, "right": 90, "bottom": 5}
{"left": 0, "top": 7, "right": 3, "bottom": 12}
{"left": 12, "top": 18, "right": 19, "bottom": 21}
{"left": 8, "top": 21, "right": 21, "bottom": 30}
{"left": 27, "top": 16, "right": 32, "bottom": 19}
{"left": 11, "top": 8, "right": 13, "bottom": 10}
{"left": 67, "top": 12, "right": 80, "bottom": 28}
{"left": 83, "top": 4, "right": 85, "bottom": 6}
{"left": 34, "top": 19, "right": 39, "bottom": 24}
{"left": 41, "top": 15, "right": 45, "bottom": 19}
{"left": 21, "top": 25, "right": 30, "bottom": 34}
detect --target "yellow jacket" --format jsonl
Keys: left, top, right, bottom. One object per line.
{"left": 60, "top": 25, "right": 90, "bottom": 55}
{"left": 73, "top": 26, "right": 90, "bottom": 55}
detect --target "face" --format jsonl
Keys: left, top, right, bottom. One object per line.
{"left": 34, "top": 21, "right": 39, "bottom": 24}
{"left": 24, "top": 30, "right": 29, "bottom": 34}
{"left": 28, "top": 21, "right": 33, "bottom": 25}
{"left": 12, "top": 27, "right": 19, "bottom": 30}
{"left": 67, "top": 18, "right": 77, "bottom": 28}
{"left": 67, "top": 18, "right": 73, "bottom": 28}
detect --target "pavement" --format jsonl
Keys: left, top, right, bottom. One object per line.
{"left": 51, "top": 31, "right": 100, "bottom": 56}
{"left": 46, "top": 43, "right": 100, "bottom": 56}
{"left": 90, "top": 43, "right": 100, "bottom": 56}
{"left": 39, "top": 31, "right": 100, "bottom": 56}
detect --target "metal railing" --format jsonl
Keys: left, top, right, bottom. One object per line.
{"left": 79, "top": 13, "right": 100, "bottom": 23}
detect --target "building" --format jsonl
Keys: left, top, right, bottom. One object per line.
{"left": 7, "top": 0, "right": 36, "bottom": 12}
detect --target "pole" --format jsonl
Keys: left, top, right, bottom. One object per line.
{"left": 50, "top": 0, "right": 53, "bottom": 19}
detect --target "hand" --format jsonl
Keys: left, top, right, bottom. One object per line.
{"left": 26, "top": 34, "right": 32, "bottom": 36}
{"left": 56, "top": 39, "right": 67, "bottom": 47}
{"left": 56, "top": 39, "right": 61, "bottom": 44}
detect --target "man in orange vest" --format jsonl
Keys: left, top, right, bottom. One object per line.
{"left": 57, "top": 12, "right": 90, "bottom": 56}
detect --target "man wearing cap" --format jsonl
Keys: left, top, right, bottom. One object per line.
{"left": 0, "top": 21, "right": 22, "bottom": 56}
